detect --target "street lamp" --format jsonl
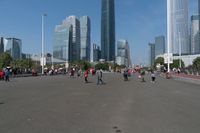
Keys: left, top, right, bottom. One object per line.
{"left": 41, "top": 13, "right": 47, "bottom": 75}
{"left": 178, "top": 32, "right": 182, "bottom": 68}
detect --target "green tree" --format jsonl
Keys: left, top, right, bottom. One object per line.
{"left": 154, "top": 57, "right": 164, "bottom": 68}
{"left": 95, "top": 62, "right": 109, "bottom": 71}
{"left": 170, "top": 59, "right": 185, "bottom": 69}
{"left": 193, "top": 57, "right": 200, "bottom": 71}
{"left": 0, "top": 52, "right": 12, "bottom": 68}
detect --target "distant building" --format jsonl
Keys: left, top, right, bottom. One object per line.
{"left": 53, "top": 22, "right": 71, "bottom": 62}
{"left": 155, "top": 36, "right": 165, "bottom": 57}
{"left": 116, "top": 40, "right": 131, "bottom": 67}
{"left": 93, "top": 44, "right": 101, "bottom": 62}
{"left": 149, "top": 43, "right": 155, "bottom": 67}
{"left": 0, "top": 37, "right": 4, "bottom": 54}
{"left": 4, "top": 38, "right": 22, "bottom": 60}
{"left": 101, "top": 0, "right": 115, "bottom": 61}
{"left": 167, "top": 0, "right": 189, "bottom": 55}
{"left": 80, "top": 16, "right": 91, "bottom": 61}
{"left": 191, "top": 15, "right": 200, "bottom": 54}
{"left": 22, "top": 53, "right": 31, "bottom": 60}
{"left": 62, "top": 16, "right": 80, "bottom": 61}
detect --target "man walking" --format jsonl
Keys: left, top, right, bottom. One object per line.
{"left": 96, "top": 69, "right": 104, "bottom": 85}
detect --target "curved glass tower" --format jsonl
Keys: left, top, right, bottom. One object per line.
{"left": 101, "top": 0, "right": 116, "bottom": 61}
{"left": 167, "top": 0, "right": 189, "bottom": 55}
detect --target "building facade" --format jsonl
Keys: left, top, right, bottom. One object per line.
{"left": 93, "top": 44, "right": 101, "bottom": 62}
{"left": 53, "top": 23, "right": 71, "bottom": 62}
{"left": 155, "top": 36, "right": 165, "bottom": 57}
{"left": 80, "top": 16, "right": 91, "bottom": 61}
{"left": 62, "top": 16, "right": 80, "bottom": 61}
{"left": 191, "top": 15, "right": 200, "bottom": 54}
{"left": 116, "top": 40, "right": 131, "bottom": 67}
{"left": 54, "top": 16, "right": 81, "bottom": 62}
{"left": 0, "top": 37, "right": 4, "bottom": 54}
{"left": 149, "top": 43, "right": 155, "bottom": 67}
{"left": 4, "top": 38, "right": 22, "bottom": 60}
{"left": 167, "top": 0, "right": 189, "bottom": 55}
{"left": 101, "top": 0, "right": 115, "bottom": 61}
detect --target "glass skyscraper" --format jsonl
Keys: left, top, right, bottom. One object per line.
{"left": 80, "top": 16, "right": 91, "bottom": 61}
{"left": 0, "top": 37, "right": 4, "bottom": 54}
{"left": 116, "top": 40, "right": 131, "bottom": 67}
{"left": 93, "top": 44, "right": 101, "bottom": 62}
{"left": 101, "top": 0, "right": 115, "bottom": 61}
{"left": 155, "top": 36, "right": 165, "bottom": 57}
{"left": 191, "top": 15, "right": 200, "bottom": 54}
{"left": 62, "top": 16, "right": 80, "bottom": 61}
{"left": 54, "top": 16, "right": 80, "bottom": 62}
{"left": 167, "top": 0, "right": 189, "bottom": 55}
{"left": 4, "top": 38, "right": 22, "bottom": 60}
{"left": 149, "top": 43, "right": 155, "bottom": 67}
{"left": 53, "top": 24, "right": 71, "bottom": 62}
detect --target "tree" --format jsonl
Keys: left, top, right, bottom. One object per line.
{"left": 95, "top": 62, "right": 109, "bottom": 71}
{"left": 170, "top": 59, "right": 185, "bottom": 69}
{"left": 193, "top": 57, "right": 200, "bottom": 71}
{"left": 0, "top": 52, "right": 12, "bottom": 68}
{"left": 154, "top": 57, "right": 164, "bottom": 68}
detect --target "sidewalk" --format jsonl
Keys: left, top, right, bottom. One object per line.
{"left": 170, "top": 73, "right": 200, "bottom": 85}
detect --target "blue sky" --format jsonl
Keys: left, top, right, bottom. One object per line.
{"left": 0, "top": 0, "right": 198, "bottom": 65}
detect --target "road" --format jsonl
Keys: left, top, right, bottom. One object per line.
{"left": 0, "top": 73, "right": 200, "bottom": 133}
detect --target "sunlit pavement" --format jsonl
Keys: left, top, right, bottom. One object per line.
{"left": 0, "top": 73, "right": 200, "bottom": 133}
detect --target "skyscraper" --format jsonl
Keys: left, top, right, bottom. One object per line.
{"left": 53, "top": 23, "right": 71, "bottom": 62}
{"left": 149, "top": 43, "right": 155, "bottom": 67}
{"left": 116, "top": 40, "right": 131, "bottom": 67}
{"left": 167, "top": 0, "right": 189, "bottom": 55}
{"left": 93, "top": 44, "right": 101, "bottom": 62}
{"left": 155, "top": 36, "right": 165, "bottom": 57}
{"left": 80, "top": 16, "right": 91, "bottom": 61}
{"left": 101, "top": 0, "right": 115, "bottom": 61}
{"left": 4, "top": 38, "right": 22, "bottom": 60}
{"left": 191, "top": 15, "right": 200, "bottom": 54}
{"left": 199, "top": 0, "right": 200, "bottom": 31}
{"left": 0, "top": 37, "right": 4, "bottom": 54}
{"left": 62, "top": 16, "right": 80, "bottom": 61}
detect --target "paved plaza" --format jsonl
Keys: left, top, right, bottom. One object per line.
{"left": 0, "top": 73, "right": 200, "bottom": 133}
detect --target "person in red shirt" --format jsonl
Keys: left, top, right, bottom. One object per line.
{"left": 0, "top": 69, "right": 4, "bottom": 80}
{"left": 84, "top": 70, "right": 89, "bottom": 83}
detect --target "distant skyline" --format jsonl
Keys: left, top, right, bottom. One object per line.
{"left": 0, "top": 0, "right": 198, "bottom": 65}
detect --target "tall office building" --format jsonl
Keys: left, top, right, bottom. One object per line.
{"left": 155, "top": 36, "right": 165, "bottom": 57}
{"left": 0, "top": 37, "right": 4, "bottom": 54}
{"left": 54, "top": 16, "right": 80, "bottom": 62}
{"left": 4, "top": 38, "right": 22, "bottom": 60}
{"left": 62, "top": 16, "right": 80, "bottom": 61}
{"left": 199, "top": 0, "right": 200, "bottom": 31}
{"left": 167, "top": 0, "right": 189, "bottom": 55}
{"left": 149, "top": 43, "right": 155, "bottom": 67}
{"left": 53, "top": 23, "right": 72, "bottom": 62}
{"left": 80, "top": 16, "right": 91, "bottom": 61}
{"left": 93, "top": 44, "right": 101, "bottom": 62}
{"left": 116, "top": 40, "right": 131, "bottom": 67}
{"left": 101, "top": 0, "right": 115, "bottom": 61}
{"left": 191, "top": 15, "right": 200, "bottom": 54}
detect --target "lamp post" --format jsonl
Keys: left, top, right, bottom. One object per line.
{"left": 178, "top": 32, "right": 182, "bottom": 68}
{"left": 41, "top": 13, "right": 47, "bottom": 75}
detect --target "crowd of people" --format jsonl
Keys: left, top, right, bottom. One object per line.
{"left": 0, "top": 65, "right": 160, "bottom": 85}
{"left": 0, "top": 68, "right": 10, "bottom": 82}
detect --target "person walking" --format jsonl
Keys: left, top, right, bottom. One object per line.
{"left": 151, "top": 71, "right": 156, "bottom": 83}
{"left": 123, "top": 70, "right": 128, "bottom": 81}
{"left": 4, "top": 68, "right": 10, "bottom": 82}
{"left": 84, "top": 69, "right": 89, "bottom": 83}
{"left": 140, "top": 70, "right": 145, "bottom": 82}
{"left": 96, "top": 69, "right": 104, "bottom": 85}
{"left": 0, "top": 69, "right": 4, "bottom": 81}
